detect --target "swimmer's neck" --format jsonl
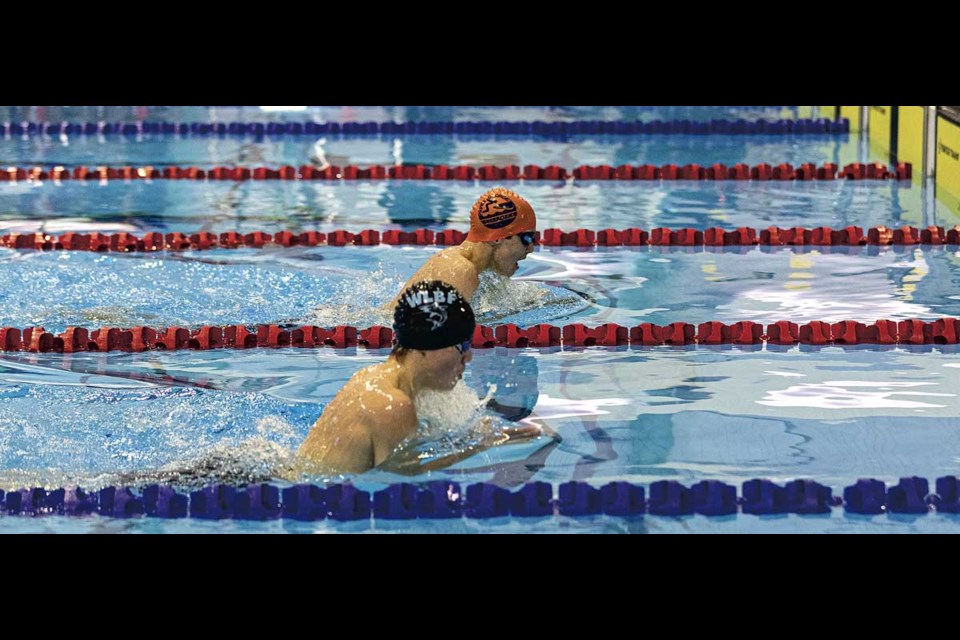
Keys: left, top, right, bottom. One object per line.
{"left": 457, "top": 240, "right": 497, "bottom": 273}
{"left": 385, "top": 354, "right": 419, "bottom": 401}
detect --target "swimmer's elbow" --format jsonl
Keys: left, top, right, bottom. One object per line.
{"left": 376, "top": 458, "right": 428, "bottom": 476}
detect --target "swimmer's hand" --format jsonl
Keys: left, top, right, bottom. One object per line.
{"left": 496, "top": 424, "right": 543, "bottom": 442}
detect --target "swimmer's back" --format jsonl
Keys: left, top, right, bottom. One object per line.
{"left": 389, "top": 246, "right": 480, "bottom": 309}
{"left": 297, "top": 362, "right": 416, "bottom": 474}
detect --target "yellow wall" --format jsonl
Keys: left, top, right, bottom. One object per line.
{"left": 936, "top": 114, "right": 960, "bottom": 218}
{"left": 867, "top": 106, "right": 892, "bottom": 160}
{"left": 818, "top": 106, "right": 837, "bottom": 120}
{"left": 797, "top": 106, "right": 814, "bottom": 119}
{"left": 897, "top": 106, "right": 925, "bottom": 184}
{"left": 840, "top": 106, "right": 861, "bottom": 132}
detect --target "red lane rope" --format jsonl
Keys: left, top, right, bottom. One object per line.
{"left": 1, "top": 117, "right": 851, "bottom": 138}
{"left": 0, "top": 161, "right": 910, "bottom": 182}
{"left": 1, "top": 319, "right": 956, "bottom": 353}
{"left": 1, "top": 224, "right": 954, "bottom": 251}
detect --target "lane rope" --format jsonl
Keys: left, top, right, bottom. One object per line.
{"left": 1, "top": 222, "right": 943, "bottom": 252}
{"left": 1, "top": 118, "right": 850, "bottom": 137}
{"left": 0, "top": 475, "right": 949, "bottom": 520}
{"left": 1, "top": 318, "right": 957, "bottom": 352}
{"left": 0, "top": 161, "right": 909, "bottom": 182}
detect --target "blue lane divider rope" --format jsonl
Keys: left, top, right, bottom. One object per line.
{"left": 2, "top": 476, "right": 959, "bottom": 520}
{"left": 0, "top": 118, "right": 850, "bottom": 138}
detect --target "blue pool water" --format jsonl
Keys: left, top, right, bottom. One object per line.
{"left": 0, "top": 105, "right": 957, "bottom": 533}
{"left": 2, "top": 245, "right": 960, "bottom": 332}
{"left": 3, "top": 345, "right": 960, "bottom": 533}
{"left": 0, "top": 133, "right": 854, "bottom": 169}
{"left": 0, "top": 181, "right": 948, "bottom": 236}
{"left": 0, "top": 105, "right": 806, "bottom": 125}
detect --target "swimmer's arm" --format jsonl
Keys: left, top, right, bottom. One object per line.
{"left": 381, "top": 444, "right": 491, "bottom": 474}
{"left": 298, "top": 412, "right": 379, "bottom": 475}
{"left": 370, "top": 399, "right": 418, "bottom": 468}
{"left": 519, "top": 420, "right": 558, "bottom": 442}
{"left": 378, "top": 422, "right": 547, "bottom": 475}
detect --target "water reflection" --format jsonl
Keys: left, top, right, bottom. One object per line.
{"left": 0, "top": 134, "right": 861, "bottom": 170}
{"left": 0, "top": 106, "right": 805, "bottom": 125}
{"left": 2, "top": 343, "right": 960, "bottom": 493}
{"left": 469, "top": 352, "right": 540, "bottom": 421}
{"left": 376, "top": 182, "right": 458, "bottom": 225}
{"left": 757, "top": 380, "right": 953, "bottom": 409}
{"left": 6, "top": 244, "right": 960, "bottom": 331}
{"left": 2, "top": 181, "right": 945, "bottom": 237}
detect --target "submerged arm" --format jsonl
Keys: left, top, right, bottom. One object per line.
{"left": 377, "top": 420, "right": 547, "bottom": 476}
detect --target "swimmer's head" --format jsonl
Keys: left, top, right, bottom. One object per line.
{"left": 393, "top": 280, "right": 476, "bottom": 390}
{"left": 466, "top": 187, "right": 537, "bottom": 243}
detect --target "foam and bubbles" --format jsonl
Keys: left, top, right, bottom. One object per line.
{"left": 386, "top": 379, "right": 526, "bottom": 467}
{"left": 301, "top": 260, "right": 589, "bottom": 328}
{"left": 412, "top": 379, "right": 496, "bottom": 439}
{"left": 300, "top": 263, "right": 405, "bottom": 327}
{"left": 471, "top": 271, "right": 588, "bottom": 324}
{"left": 0, "top": 381, "right": 316, "bottom": 491}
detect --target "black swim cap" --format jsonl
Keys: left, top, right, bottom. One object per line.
{"left": 393, "top": 280, "right": 476, "bottom": 350}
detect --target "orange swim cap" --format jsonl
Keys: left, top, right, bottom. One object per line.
{"left": 465, "top": 187, "right": 537, "bottom": 242}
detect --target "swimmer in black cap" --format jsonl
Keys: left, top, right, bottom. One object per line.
{"left": 297, "top": 280, "right": 542, "bottom": 474}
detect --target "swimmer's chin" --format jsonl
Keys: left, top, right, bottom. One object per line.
{"left": 492, "top": 262, "right": 520, "bottom": 277}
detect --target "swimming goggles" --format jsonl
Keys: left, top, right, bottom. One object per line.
{"left": 518, "top": 231, "right": 536, "bottom": 247}
{"left": 454, "top": 339, "right": 471, "bottom": 354}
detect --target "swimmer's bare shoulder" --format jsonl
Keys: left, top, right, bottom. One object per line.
{"left": 389, "top": 246, "right": 481, "bottom": 307}
{"left": 296, "top": 363, "right": 417, "bottom": 474}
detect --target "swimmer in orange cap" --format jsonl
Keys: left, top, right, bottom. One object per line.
{"left": 390, "top": 187, "right": 537, "bottom": 307}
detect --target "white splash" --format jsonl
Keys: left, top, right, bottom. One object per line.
{"left": 259, "top": 106, "right": 307, "bottom": 112}
{"left": 255, "top": 415, "right": 300, "bottom": 442}
{"left": 413, "top": 379, "right": 495, "bottom": 438}
{"left": 472, "top": 270, "right": 583, "bottom": 321}
{"left": 123, "top": 435, "right": 299, "bottom": 490}
{"left": 302, "top": 264, "right": 404, "bottom": 327}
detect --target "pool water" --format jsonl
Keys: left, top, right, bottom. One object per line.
{"left": 1, "top": 106, "right": 957, "bottom": 533}
{"left": 0, "top": 181, "right": 945, "bottom": 236}
{"left": 2, "top": 244, "right": 959, "bottom": 332}
{"left": 3, "top": 344, "right": 960, "bottom": 533}
{"left": 0, "top": 105, "right": 808, "bottom": 126}
{"left": 0, "top": 132, "right": 854, "bottom": 169}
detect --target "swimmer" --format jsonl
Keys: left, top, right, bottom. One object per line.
{"left": 297, "top": 280, "right": 543, "bottom": 474}
{"left": 388, "top": 187, "right": 537, "bottom": 308}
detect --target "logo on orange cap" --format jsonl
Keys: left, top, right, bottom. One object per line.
{"left": 476, "top": 195, "right": 518, "bottom": 229}
{"left": 466, "top": 187, "right": 537, "bottom": 242}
